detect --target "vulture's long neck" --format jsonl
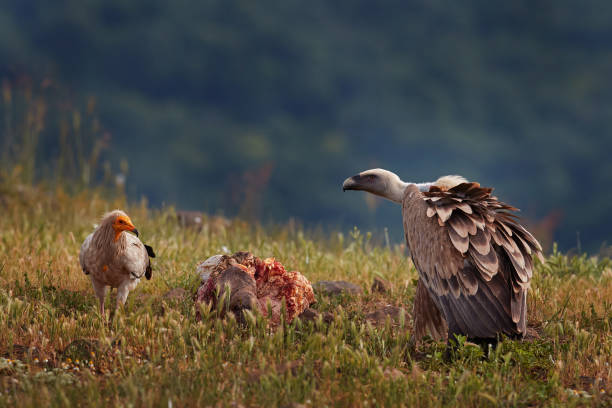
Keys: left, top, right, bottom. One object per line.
{"left": 415, "top": 182, "right": 433, "bottom": 192}
{"left": 92, "top": 222, "right": 127, "bottom": 255}
{"left": 385, "top": 178, "right": 410, "bottom": 203}
{"left": 385, "top": 180, "right": 432, "bottom": 203}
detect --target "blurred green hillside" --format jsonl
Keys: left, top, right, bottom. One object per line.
{"left": 1, "top": 1, "right": 611, "bottom": 251}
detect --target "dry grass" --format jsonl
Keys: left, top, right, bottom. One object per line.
{"left": 0, "top": 181, "right": 610, "bottom": 407}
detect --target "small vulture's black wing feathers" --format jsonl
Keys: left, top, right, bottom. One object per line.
{"left": 144, "top": 244, "right": 155, "bottom": 280}
{"left": 144, "top": 244, "right": 156, "bottom": 258}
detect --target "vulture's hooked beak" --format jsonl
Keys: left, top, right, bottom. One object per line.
{"left": 342, "top": 174, "right": 364, "bottom": 191}
{"left": 131, "top": 228, "right": 139, "bottom": 237}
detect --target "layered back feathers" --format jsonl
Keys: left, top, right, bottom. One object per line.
{"left": 422, "top": 182, "right": 543, "bottom": 293}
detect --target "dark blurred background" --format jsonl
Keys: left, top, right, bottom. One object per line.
{"left": 1, "top": 1, "right": 611, "bottom": 252}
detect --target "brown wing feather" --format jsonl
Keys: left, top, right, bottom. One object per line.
{"left": 469, "top": 229, "right": 492, "bottom": 255}
{"left": 448, "top": 213, "right": 476, "bottom": 238}
{"left": 404, "top": 182, "right": 542, "bottom": 340}
{"left": 412, "top": 279, "right": 448, "bottom": 343}
{"left": 448, "top": 227, "right": 469, "bottom": 253}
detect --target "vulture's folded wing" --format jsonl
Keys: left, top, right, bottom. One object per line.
{"left": 403, "top": 182, "right": 542, "bottom": 339}
{"left": 412, "top": 279, "right": 448, "bottom": 342}
{"left": 144, "top": 244, "right": 156, "bottom": 258}
{"left": 79, "top": 233, "right": 93, "bottom": 275}
{"left": 123, "top": 234, "right": 150, "bottom": 279}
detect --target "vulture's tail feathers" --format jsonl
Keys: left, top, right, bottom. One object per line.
{"left": 145, "top": 260, "right": 153, "bottom": 280}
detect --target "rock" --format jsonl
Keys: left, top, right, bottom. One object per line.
{"left": 176, "top": 210, "right": 204, "bottom": 230}
{"left": 298, "top": 307, "right": 319, "bottom": 322}
{"left": 313, "top": 281, "right": 362, "bottom": 296}
{"left": 163, "top": 288, "right": 188, "bottom": 301}
{"left": 578, "top": 375, "right": 608, "bottom": 391}
{"left": 383, "top": 367, "right": 406, "bottom": 380}
{"left": 62, "top": 339, "right": 101, "bottom": 362}
{"left": 365, "top": 305, "right": 405, "bottom": 325}
{"left": 298, "top": 308, "right": 334, "bottom": 324}
{"left": 322, "top": 312, "right": 334, "bottom": 324}
{"left": 371, "top": 276, "right": 392, "bottom": 293}
{"left": 8, "top": 344, "right": 40, "bottom": 361}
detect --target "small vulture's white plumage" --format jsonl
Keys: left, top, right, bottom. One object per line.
{"left": 343, "top": 169, "right": 543, "bottom": 343}
{"left": 79, "top": 210, "right": 155, "bottom": 318}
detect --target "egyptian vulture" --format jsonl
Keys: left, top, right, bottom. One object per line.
{"left": 79, "top": 210, "right": 156, "bottom": 318}
{"left": 343, "top": 169, "right": 543, "bottom": 343}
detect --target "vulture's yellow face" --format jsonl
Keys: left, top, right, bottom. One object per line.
{"left": 112, "top": 214, "right": 138, "bottom": 241}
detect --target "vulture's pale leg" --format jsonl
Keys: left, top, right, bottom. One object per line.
{"left": 112, "top": 282, "right": 131, "bottom": 319}
{"left": 90, "top": 279, "right": 109, "bottom": 319}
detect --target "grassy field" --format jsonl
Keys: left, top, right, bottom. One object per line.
{"left": 0, "top": 182, "right": 610, "bottom": 407}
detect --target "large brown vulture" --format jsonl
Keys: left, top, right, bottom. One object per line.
{"left": 343, "top": 169, "right": 543, "bottom": 343}
{"left": 79, "top": 210, "right": 155, "bottom": 318}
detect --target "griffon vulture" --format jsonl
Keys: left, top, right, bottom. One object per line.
{"left": 79, "top": 210, "right": 156, "bottom": 318}
{"left": 343, "top": 169, "right": 543, "bottom": 343}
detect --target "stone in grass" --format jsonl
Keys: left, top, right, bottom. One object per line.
{"left": 297, "top": 307, "right": 319, "bottom": 322}
{"left": 297, "top": 307, "right": 334, "bottom": 324}
{"left": 9, "top": 344, "right": 41, "bottom": 361}
{"left": 313, "top": 281, "right": 362, "bottom": 296}
{"left": 62, "top": 339, "right": 101, "bottom": 362}
{"left": 163, "top": 288, "right": 188, "bottom": 301}
{"left": 383, "top": 367, "right": 406, "bottom": 380}
{"left": 371, "top": 276, "right": 392, "bottom": 294}
{"left": 176, "top": 210, "right": 204, "bottom": 231}
{"left": 366, "top": 305, "right": 406, "bottom": 326}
